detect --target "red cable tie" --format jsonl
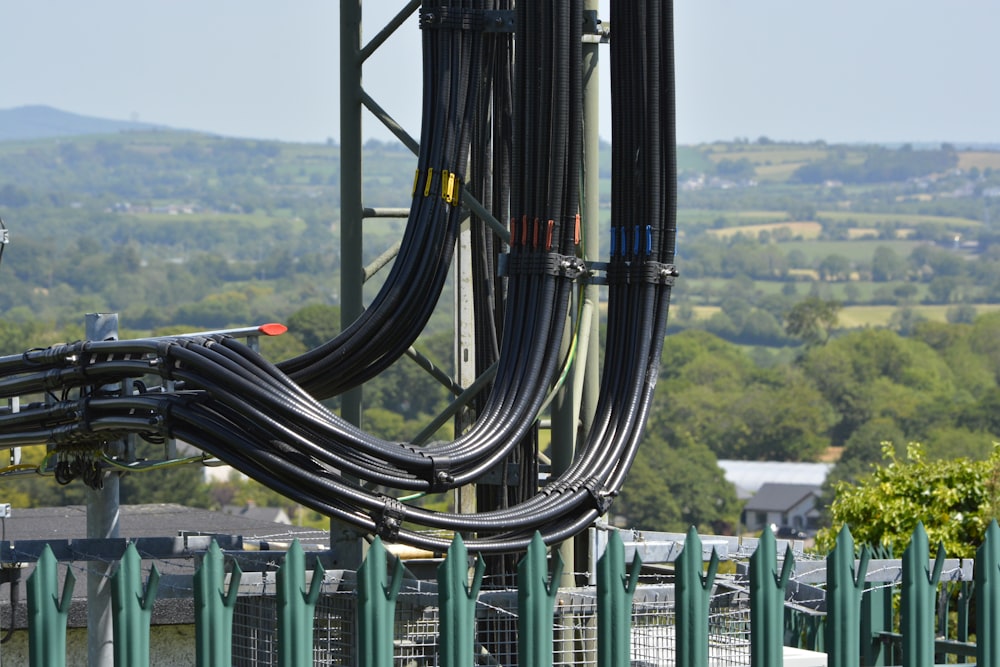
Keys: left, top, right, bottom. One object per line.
{"left": 533, "top": 217, "right": 540, "bottom": 248}
{"left": 575, "top": 213, "right": 581, "bottom": 245}
{"left": 545, "top": 220, "right": 554, "bottom": 251}
{"left": 521, "top": 215, "right": 529, "bottom": 246}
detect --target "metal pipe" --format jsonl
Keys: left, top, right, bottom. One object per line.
{"left": 362, "top": 240, "right": 403, "bottom": 282}
{"left": 85, "top": 313, "right": 120, "bottom": 667}
{"left": 359, "top": 0, "right": 421, "bottom": 63}
{"left": 360, "top": 89, "right": 421, "bottom": 154}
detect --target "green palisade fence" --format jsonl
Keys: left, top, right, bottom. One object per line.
{"left": 675, "top": 526, "right": 719, "bottom": 667}
{"left": 596, "top": 530, "right": 640, "bottom": 667}
{"left": 193, "top": 540, "right": 242, "bottom": 667}
{"left": 357, "top": 536, "right": 403, "bottom": 667}
{"left": 25, "top": 544, "right": 74, "bottom": 667}
{"left": 275, "top": 539, "right": 325, "bottom": 667}
{"left": 749, "top": 528, "right": 794, "bottom": 667}
{"left": 17, "top": 523, "right": 1000, "bottom": 665}
{"left": 110, "top": 542, "right": 160, "bottom": 667}
{"left": 901, "top": 522, "right": 946, "bottom": 667}
{"left": 518, "top": 532, "right": 563, "bottom": 667}
{"left": 826, "top": 525, "right": 870, "bottom": 667}
{"left": 438, "top": 534, "right": 485, "bottom": 667}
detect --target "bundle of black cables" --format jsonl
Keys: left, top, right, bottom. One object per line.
{"left": 0, "top": 0, "right": 678, "bottom": 553}
{"left": 277, "top": 0, "right": 486, "bottom": 399}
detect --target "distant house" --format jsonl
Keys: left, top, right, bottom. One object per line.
{"left": 741, "top": 482, "right": 822, "bottom": 535}
{"left": 717, "top": 460, "right": 832, "bottom": 500}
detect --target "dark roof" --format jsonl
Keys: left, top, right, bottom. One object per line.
{"left": 742, "top": 483, "right": 820, "bottom": 513}
{"left": 0, "top": 504, "right": 330, "bottom": 628}
{"left": 2, "top": 503, "right": 317, "bottom": 543}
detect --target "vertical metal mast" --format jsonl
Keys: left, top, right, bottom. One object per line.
{"left": 336, "top": 0, "right": 366, "bottom": 570}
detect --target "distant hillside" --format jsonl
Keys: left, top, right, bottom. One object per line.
{"left": 0, "top": 105, "right": 168, "bottom": 142}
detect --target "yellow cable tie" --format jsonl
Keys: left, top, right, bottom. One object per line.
{"left": 443, "top": 171, "right": 460, "bottom": 206}
{"left": 412, "top": 168, "right": 421, "bottom": 197}
{"left": 424, "top": 167, "right": 435, "bottom": 197}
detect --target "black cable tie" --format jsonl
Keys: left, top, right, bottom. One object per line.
{"left": 584, "top": 478, "right": 615, "bottom": 514}
{"left": 502, "top": 252, "right": 587, "bottom": 280}
{"left": 375, "top": 497, "right": 406, "bottom": 542}
{"left": 420, "top": 7, "right": 514, "bottom": 32}
{"left": 428, "top": 455, "right": 454, "bottom": 492}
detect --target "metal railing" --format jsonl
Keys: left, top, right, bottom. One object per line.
{"left": 12, "top": 520, "right": 1000, "bottom": 666}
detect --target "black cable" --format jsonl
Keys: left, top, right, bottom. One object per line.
{"left": 0, "top": 0, "right": 680, "bottom": 555}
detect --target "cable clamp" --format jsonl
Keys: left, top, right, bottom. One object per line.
{"left": 376, "top": 497, "right": 406, "bottom": 542}
{"left": 638, "top": 262, "right": 679, "bottom": 286}
{"left": 502, "top": 252, "right": 586, "bottom": 280}
{"left": 420, "top": 7, "right": 515, "bottom": 32}
{"left": 428, "top": 454, "right": 454, "bottom": 492}
{"left": 441, "top": 170, "right": 461, "bottom": 206}
{"left": 583, "top": 478, "right": 615, "bottom": 514}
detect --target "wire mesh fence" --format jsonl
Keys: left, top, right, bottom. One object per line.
{"left": 219, "top": 576, "right": 754, "bottom": 667}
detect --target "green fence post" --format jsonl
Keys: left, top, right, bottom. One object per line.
{"left": 519, "top": 532, "right": 563, "bottom": 667}
{"left": 438, "top": 534, "right": 485, "bottom": 667}
{"left": 111, "top": 542, "right": 160, "bottom": 667}
{"left": 194, "top": 540, "right": 242, "bottom": 667}
{"left": 976, "top": 519, "right": 1000, "bottom": 667}
{"left": 901, "top": 522, "right": 945, "bottom": 667}
{"left": 675, "top": 526, "right": 719, "bottom": 667}
{"left": 861, "top": 581, "right": 893, "bottom": 667}
{"left": 597, "top": 531, "right": 641, "bottom": 667}
{"left": 357, "top": 536, "right": 403, "bottom": 667}
{"left": 749, "top": 527, "right": 794, "bottom": 667}
{"left": 26, "top": 544, "right": 75, "bottom": 667}
{"left": 276, "top": 540, "right": 325, "bottom": 667}
{"left": 827, "top": 525, "right": 871, "bottom": 667}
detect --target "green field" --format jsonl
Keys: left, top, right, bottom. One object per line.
{"left": 816, "top": 210, "right": 981, "bottom": 229}
{"left": 775, "top": 239, "right": 925, "bottom": 262}
{"left": 689, "top": 303, "right": 1000, "bottom": 328}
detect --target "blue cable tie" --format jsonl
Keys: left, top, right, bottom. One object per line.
{"left": 633, "top": 225, "right": 640, "bottom": 255}
{"left": 645, "top": 225, "right": 653, "bottom": 256}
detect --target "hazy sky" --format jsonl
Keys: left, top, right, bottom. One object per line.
{"left": 2, "top": 1, "right": 997, "bottom": 145}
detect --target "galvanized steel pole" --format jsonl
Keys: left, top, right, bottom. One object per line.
{"left": 85, "top": 313, "right": 121, "bottom": 667}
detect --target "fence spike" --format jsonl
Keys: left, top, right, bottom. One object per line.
{"left": 517, "top": 532, "right": 561, "bottom": 667}
{"left": 276, "top": 540, "right": 321, "bottom": 666}
{"left": 26, "top": 544, "right": 74, "bottom": 667}
{"left": 827, "top": 525, "right": 870, "bottom": 667}
{"left": 438, "top": 534, "right": 484, "bottom": 667}
{"left": 597, "top": 531, "right": 640, "bottom": 667}
{"left": 194, "top": 540, "right": 241, "bottom": 667}
{"left": 902, "top": 521, "right": 941, "bottom": 667}
{"left": 111, "top": 542, "right": 160, "bottom": 667}
{"left": 676, "top": 526, "right": 716, "bottom": 667}
{"left": 750, "top": 526, "right": 788, "bottom": 667}
{"left": 358, "top": 537, "right": 403, "bottom": 667}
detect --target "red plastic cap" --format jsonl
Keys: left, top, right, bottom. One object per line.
{"left": 258, "top": 323, "right": 288, "bottom": 336}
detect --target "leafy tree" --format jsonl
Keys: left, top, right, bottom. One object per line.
{"left": 870, "top": 246, "right": 905, "bottom": 282}
{"left": 817, "top": 254, "right": 851, "bottom": 281}
{"left": 286, "top": 303, "right": 341, "bottom": 349}
{"left": 816, "top": 442, "right": 1000, "bottom": 558}
{"left": 784, "top": 297, "right": 841, "bottom": 346}
{"left": 615, "top": 431, "right": 740, "bottom": 533}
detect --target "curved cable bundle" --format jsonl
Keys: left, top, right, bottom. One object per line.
{"left": 277, "top": 0, "right": 486, "bottom": 399}
{"left": 0, "top": 0, "right": 678, "bottom": 553}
